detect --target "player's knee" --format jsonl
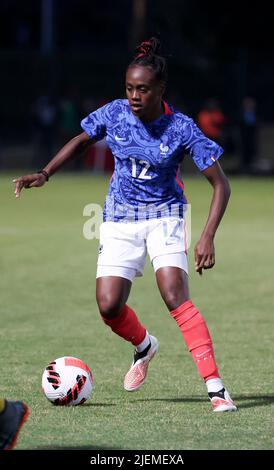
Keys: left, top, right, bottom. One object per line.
{"left": 163, "top": 291, "right": 189, "bottom": 311}
{"left": 97, "top": 294, "right": 123, "bottom": 320}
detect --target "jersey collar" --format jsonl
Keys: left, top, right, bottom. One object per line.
{"left": 162, "top": 100, "right": 174, "bottom": 115}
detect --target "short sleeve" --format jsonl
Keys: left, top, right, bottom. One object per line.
{"left": 81, "top": 103, "right": 109, "bottom": 142}
{"left": 180, "top": 116, "right": 224, "bottom": 171}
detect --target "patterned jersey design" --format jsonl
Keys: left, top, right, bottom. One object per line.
{"left": 81, "top": 99, "right": 223, "bottom": 222}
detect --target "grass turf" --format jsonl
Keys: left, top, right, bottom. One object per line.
{"left": 0, "top": 172, "right": 273, "bottom": 450}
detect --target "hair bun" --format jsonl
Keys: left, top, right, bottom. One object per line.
{"left": 135, "top": 37, "right": 160, "bottom": 59}
{"left": 129, "top": 36, "right": 167, "bottom": 84}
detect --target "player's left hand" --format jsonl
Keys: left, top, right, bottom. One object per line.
{"left": 194, "top": 235, "right": 215, "bottom": 276}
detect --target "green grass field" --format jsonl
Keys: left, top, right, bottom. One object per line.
{"left": 1, "top": 172, "right": 273, "bottom": 450}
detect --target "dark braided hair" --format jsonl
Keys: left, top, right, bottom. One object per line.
{"left": 128, "top": 37, "right": 168, "bottom": 85}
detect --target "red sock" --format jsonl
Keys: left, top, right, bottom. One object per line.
{"left": 101, "top": 305, "right": 146, "bottom": 346}
{"left": 171, "top": 300, "right": 219, "bottom": 381}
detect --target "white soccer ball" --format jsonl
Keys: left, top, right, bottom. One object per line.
{"left": 42, "top": 356, "right": 93, "bottom": 406}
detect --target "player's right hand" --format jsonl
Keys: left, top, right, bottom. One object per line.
{"left": 13, "top": 173, "right": 48, "bottom": 198}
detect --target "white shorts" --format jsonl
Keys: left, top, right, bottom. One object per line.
{"left": 96, "top": 218, "right": 188, "bottom": 282}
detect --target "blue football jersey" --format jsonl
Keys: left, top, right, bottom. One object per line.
{"left": 81, "top": 99, "right": 223, "bottom": 222}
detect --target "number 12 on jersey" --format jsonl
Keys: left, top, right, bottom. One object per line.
{"left": 130, "top": 157, "right": 152, "bottom": 180}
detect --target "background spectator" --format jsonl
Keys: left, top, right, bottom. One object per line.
{"left": 197, "top": 98, "right": 227, "bottom": 145}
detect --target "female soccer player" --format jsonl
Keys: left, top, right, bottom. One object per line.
{"left": 14, "top": 37, "right": 237, "bottom": 412}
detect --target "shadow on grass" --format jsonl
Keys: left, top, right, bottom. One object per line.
{"left": 134, "top": 396, "right": 207, "bottom": 403}
{"left": 232, "top": 394, "right": 274, "bottom": 409}
{"left": 133, "top": 394, "right": 274, "bottom": 409}
{"left": 82, "top": 403, "right": 116, "bottom": 407}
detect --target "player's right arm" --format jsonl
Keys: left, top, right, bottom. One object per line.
{"left": 13, "top": 132, "right": 93, "bottom": 198}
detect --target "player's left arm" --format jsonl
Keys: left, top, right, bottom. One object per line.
{"left": 194, "top": 161, "right": 231, "bottom": 275}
